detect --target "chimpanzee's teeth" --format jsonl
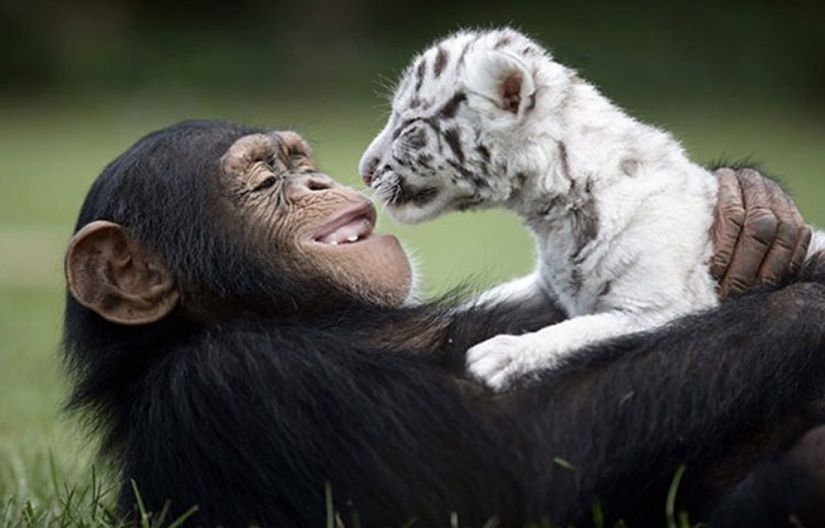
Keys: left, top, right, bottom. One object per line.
{"left": 317, "top": 215, "right": 373, "bottom": 245}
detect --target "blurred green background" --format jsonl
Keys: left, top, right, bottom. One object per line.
{"left": 1, "top": 0, "right": 824, "bottom": 519}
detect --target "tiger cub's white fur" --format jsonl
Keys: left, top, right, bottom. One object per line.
{"left": 359, "top": 27, "right": 819, "bottom": 390}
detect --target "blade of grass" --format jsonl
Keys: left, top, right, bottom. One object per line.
{"left": 666, "top": 464, "right": 687, "bottom": 528}
{"left": 167, "top": 505, "right": 198, "bottom": 528}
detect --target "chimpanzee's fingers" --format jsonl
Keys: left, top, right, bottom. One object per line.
{"left": 720, "top": 169, "right": 778, "bottom": 298}
{"left": 756, "top": 220, "right": 800, "bottom": 288}
{"left": 771, "top": 177, "right": 811, "bottom": 276}
{"left": 710, "top": 168, "right": 745, "bottom": 284}
{"left": 756, "top": 177, "right": 810, "bottom": 285}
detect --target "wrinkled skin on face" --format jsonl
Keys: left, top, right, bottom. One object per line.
{"left": 219, "top": 131, "right": 413, "bottom": 308}
{"left": 65, "top": 126, "right": 414, "bottom": 327}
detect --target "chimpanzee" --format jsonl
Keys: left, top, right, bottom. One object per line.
{"left": 62, "top": 119, "right": 825, "bottom": 527}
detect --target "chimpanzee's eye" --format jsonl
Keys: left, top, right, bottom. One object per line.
{"left": 253, "top": 176, "right": 278, "bottom": 192}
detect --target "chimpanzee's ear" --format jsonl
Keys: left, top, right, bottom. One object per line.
{"left": 65, "top": 221, "right": 179, "bottom": 325}
{"left": 464, "top": 50, "right": 536, "bottom": 116}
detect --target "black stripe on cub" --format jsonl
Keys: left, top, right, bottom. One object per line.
{"left": 476, "top": 144, "right": 490, "bottom": 162}
{"left": 392, "top": 118, "right": 419, "bottom": 140}
{"left": 434, "top": 47, "right": 448, "bottom": 77}
{"left": 443, "top": 128, "right": 465, "bottom": 164}
{"left": 414, "top": 59, "right": 427, "bottom": 92}
{"left": 494, "top": 36, "right": 511, "bottom": 49}
{"left": 447, "top": 159, "right": 488, "bottom": 188}
{"left": 417, "top": 153, "right": 433, "bottom": 169}
{"left": 438, "top": 92, "right": 467, "bottom": 119}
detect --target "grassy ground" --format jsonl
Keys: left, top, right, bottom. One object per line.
{"left": 0, "top": 93, "right": 823, "bottom": 526}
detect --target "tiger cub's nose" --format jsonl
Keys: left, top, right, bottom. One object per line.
{"left": 361, "top": 157, "right": 380, "bottom": 186}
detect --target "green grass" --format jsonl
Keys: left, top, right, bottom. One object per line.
{"left": 0, "top": 93, "right": 823, "bottom": 526}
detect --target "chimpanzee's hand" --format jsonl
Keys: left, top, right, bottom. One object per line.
{"left": 711, "top": 168, "right": 811, "bottom": 298}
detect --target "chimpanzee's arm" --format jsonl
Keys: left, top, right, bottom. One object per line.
{"left": 357, "top": 287, "right": 567, "bottom": 370}
{"left": 510, "top": 259, "right": 825, "bottom": 525}
{"left": 116, "top": 259, "right": 825, "bottom": 528}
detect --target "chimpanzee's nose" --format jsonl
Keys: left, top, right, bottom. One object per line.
{"left": 286, "top": 173, "right": 337, "bottom": 200}
{"left": 303, "top": 174, "right": 335, "bottom": 192}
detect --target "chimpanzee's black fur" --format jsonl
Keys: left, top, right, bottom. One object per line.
{"left": 63, "top": 120, "right": 825, "bottom": 527}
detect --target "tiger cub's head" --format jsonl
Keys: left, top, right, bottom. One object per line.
{"left": 359, "top": 27, "right": 572, "bottom": 223}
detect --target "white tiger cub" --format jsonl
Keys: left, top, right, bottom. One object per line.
{"left": 359, "top": 27, "right": 822, "bottom": 390}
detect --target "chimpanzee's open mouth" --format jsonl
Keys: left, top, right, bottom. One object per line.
{"left": 313, "top": 202, "right": 376, "bottom": 245}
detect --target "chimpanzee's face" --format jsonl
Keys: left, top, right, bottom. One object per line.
{"left": 219, "top": 132, "right": 413, "bottom": 307}
{"left": 64, "top": 125, "right": 414, "bottom": 327}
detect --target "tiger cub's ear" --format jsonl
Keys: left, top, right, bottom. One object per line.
{"left": 464, "top": 51, "right": 535, "bottom": 119}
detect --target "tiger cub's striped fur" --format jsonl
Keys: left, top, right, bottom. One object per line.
{"left": 359, "top": 27, "right": 814, "bottom": 390}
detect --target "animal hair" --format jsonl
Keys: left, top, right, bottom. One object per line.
{"left": 64, "top": 120, "right": 825, "bottom": 527}
{"left": 359, "top": 27, "right": 824, "bottom": 387}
